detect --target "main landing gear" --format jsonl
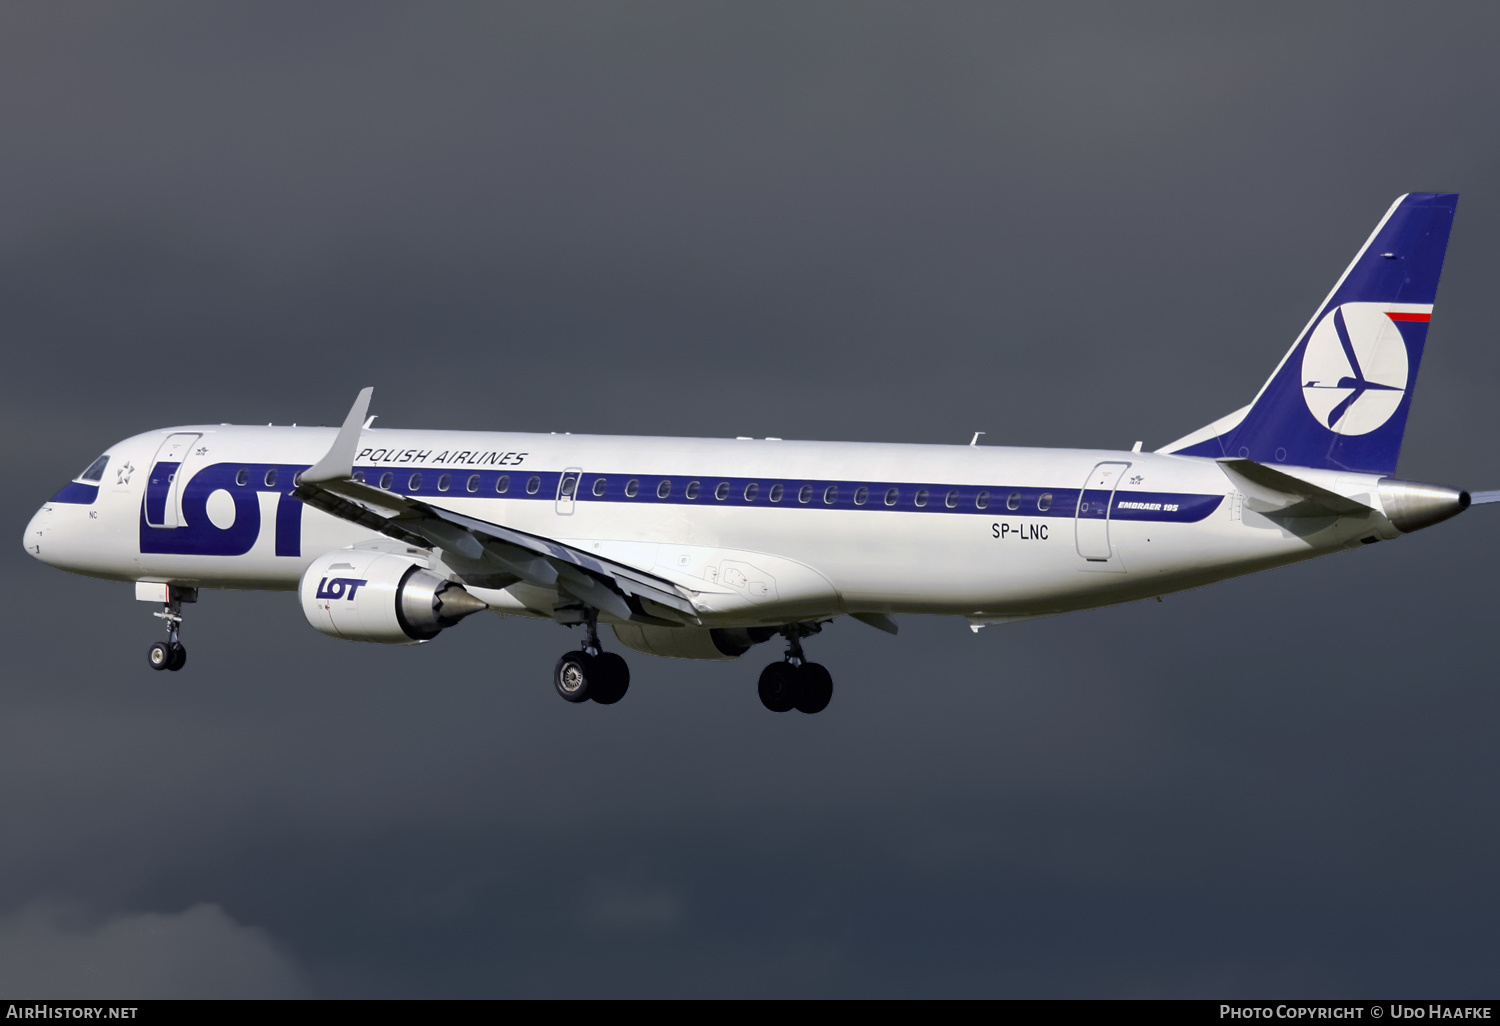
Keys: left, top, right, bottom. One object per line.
{"left": 554, "top": 613, "right": 630, "bottom": 705}
{"left": 758, "top": 623, "right": 833, "bottom": 715}
{"left": 147, "top": 589, "right": 192, "bottom": 672}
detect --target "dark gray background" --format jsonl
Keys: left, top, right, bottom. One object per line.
{"left": 3, "top": 2, "right": 1498, "bottom": 997}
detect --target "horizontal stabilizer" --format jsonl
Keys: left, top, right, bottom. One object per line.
{"left": 1216, "top": 458, "right": 1374, "bottom": 518}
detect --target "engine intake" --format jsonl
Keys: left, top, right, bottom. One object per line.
{"left": 300, "top": 549, "right": 488, "bottom": 644}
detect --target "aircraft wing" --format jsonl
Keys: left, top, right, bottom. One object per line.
{"left": 1215, "top": 457, "right": 1376, "bottom": 517}
{"left": 292, "top": 389, "right": 701, "bottom": 626}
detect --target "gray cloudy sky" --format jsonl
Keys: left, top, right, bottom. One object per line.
{"left": 4, "top": 2, "right": 1500, "bottom": 997}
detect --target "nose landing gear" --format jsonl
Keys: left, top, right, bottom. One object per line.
{"left": 757, "top": 623, "right": 833, "bottom": 714}
{"left": 553, "top": 612, "right": 630, "bottom": 705}
{"left": 148, "top": 639, "right": 185, "bottom": 671}
{"left": 146, "top": 586, "right": 194, "bottom": 672}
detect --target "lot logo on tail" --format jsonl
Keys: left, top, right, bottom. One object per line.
{"left": 1300, "top": 303, "right": 1411, "bottom": 436}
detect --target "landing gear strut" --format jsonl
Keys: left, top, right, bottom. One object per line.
{"left": 758, "top": 623, "right": 833, "bottom": 714}
{"left": 554, "top": 610, "right": 630, "bottom": 705}
{"left": 147, "top": 588, "right": 192, "bottom": 672}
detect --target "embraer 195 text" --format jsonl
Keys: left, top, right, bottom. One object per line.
{"left": 24, "top": 194, "right": 1495, "bottom": 713}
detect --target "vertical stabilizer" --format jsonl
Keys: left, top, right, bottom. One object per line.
{"left": 1161, "top": 193, "right": 1457, "bottom": 475}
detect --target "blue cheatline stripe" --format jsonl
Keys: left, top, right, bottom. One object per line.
{"left": 132, "top": 460, "right": 1226, "bottom": 560}
{"left": 350, "top": 466, "right": 1224, "bottom": 524}
{"left": 132, "top": 460, "right": 1223, "bottom": 536}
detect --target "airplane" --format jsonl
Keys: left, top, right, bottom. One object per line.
{"left": 23, "top": 193, "right": 1497, "bottom": 715}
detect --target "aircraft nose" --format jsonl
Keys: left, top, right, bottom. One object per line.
{"left": 22, "top": 505, "right": 51, "bottom": 561}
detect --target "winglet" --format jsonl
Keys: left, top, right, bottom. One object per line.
{"left": 302, "top": 387, "right": 373, "bottom": 484}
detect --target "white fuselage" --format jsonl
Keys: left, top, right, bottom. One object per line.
{"left": 24, "top": 424, "right": 1401, "bottom": 629}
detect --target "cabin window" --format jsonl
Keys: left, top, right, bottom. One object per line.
{"left": 78, "top": 455, "right": 110, "bottom": 482}
{"left": 715, "top": 481, "right": 730, "bottom": 501}
{"left": 235, "top": 469, "right": 249, "bottom": 487}
{"left": 265, "top": 468, "right": 279, "bottom": 488}
{"left": 526, "top": 475, "right": 541, "bottom": 495}
{"left": 380, "top": 472, "right": 394, "bottom": 490}
{"left": 1037, "top": 492, "right": 1052, "bottom": 512}
{"left": 798, "top": 484, "right": 813, "bottom": 503}
{"left": 437, "top": 474, "right": 451, "bottom": 492}
{"left": 467, "top": 474, "right": 480, "bottom": 493}
{"left": 884, "top": 487, "right": 899, "bottom": 506}
{"left": 824, "top": 485, "right": 839, "bottom": 505}
{"left": 1007, "top": 492, "right": 1021, "bottom": 511}
{"left": 658, "top": 479, "right": 672, "bottom": 499}
{"left": 744, "top": 482, "right": 759, "bottom": 502}
{"left": 625, "top": 479, "right": 639, "bottom": 498}
{"left": 353, "top": 471, "right": 366, "bottom": 484}
{"left": 914, "top": 488, "right": 928, "bottom": 508}
{"left": 769, "top": 483, "right": 784, "bottom": 502}
{"left": 496, "top": 475, "right": 509, "bottom": 494}
{"left": 975, "top": 490, "right": 989, "bottom": 510}
{"left": 685, "top": 480, "right": 700, "bottom": 500}
{"left": 560, "top": 474, "right": 577, "bottom": 498}
{"left": 854, "top": 486, "right": 868, "bottom": 506}
{"left": 593, "top": 477, "right": 607, "bottom": 497}
{"left": 945, "top": 490, "right": 959, "bottom": 508}
{"left": 407, "top": 472, "right": 421, "bottom": 491}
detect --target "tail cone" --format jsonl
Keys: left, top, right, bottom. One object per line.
{"left": 1377, "top": 479, "right": 1470, "bottom": 533}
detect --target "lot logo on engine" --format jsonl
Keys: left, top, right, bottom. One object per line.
{"left": 316, "top": 577, "right": 368, "bottom": 600}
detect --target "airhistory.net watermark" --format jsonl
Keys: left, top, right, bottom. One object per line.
{"left": 5, "top": 1008, "right": 137, "bottom": 1020}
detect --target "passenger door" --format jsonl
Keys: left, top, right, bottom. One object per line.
{"left": 1075, "top": 461, "right": 1130, "bottom": 562}
{"left": 143, "top": 432, "right": 202, "bottom": 529}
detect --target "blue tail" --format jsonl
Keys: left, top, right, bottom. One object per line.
{"left": 1163, "top": 193, "right": 1457, "bottom": 475}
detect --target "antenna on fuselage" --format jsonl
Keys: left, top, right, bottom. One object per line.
{"left": 969, "top": 432, "right": 985, "bottom": 446}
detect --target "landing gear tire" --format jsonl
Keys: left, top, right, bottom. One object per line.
{"left": 590, "top": 652, "right": 631, "bottom": 705}
{"left": 148, "top": 641, "right": 173, "bottom": 671}
{"left": 554, "top": 651, "right": 596, "bottom": 703}
{"left": 167, "top": 643, "right": 187, "bottom": 672}
{"left": 793, "top": 662, "right": 832, "bottom": 715}
{"left": 758, "top": 662, "right": 800, "bottom": 713}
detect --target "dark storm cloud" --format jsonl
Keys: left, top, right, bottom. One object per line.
{"left": 3, "top": 2, "right": 1499, "bottom": 996}
{"left": 0, "top": 904, "right": 305, "bottom": 998}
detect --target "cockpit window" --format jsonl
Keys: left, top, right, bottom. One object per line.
{"left": 78, "top": 455, "right": 109, "bottom": 483}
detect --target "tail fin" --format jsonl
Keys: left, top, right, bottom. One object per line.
{"left": 1160, "top": 193, "right": 1458, "bottom": 475}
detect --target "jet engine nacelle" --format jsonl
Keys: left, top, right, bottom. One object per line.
{"left": 300, "top": 549, "right": 488, "bottom": 644}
